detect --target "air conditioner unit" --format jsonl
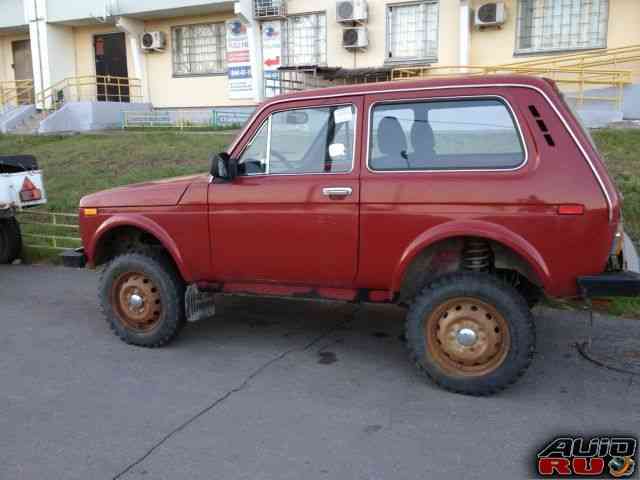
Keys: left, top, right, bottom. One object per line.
{"left": 336, "top": 0, "right": 368, "bottom": 23}
{"left": 342, "top": 27, "right": 368, "bottom": 49}
{"left": 475, "top": 2, "right": 506, "bottom": 27}
{"left": 254, "top": 0, "right": 286, "bottom": 19}
{"left": 141, "top": 31, "right": 166, "bottom": 52}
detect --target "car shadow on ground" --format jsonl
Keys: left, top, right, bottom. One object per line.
{"left": 172, "top": 294, "right": 638, "bottom": 400}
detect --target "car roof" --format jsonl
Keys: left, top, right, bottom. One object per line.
{"left": 264, "top": 74, "right": 557, "bottom": 104}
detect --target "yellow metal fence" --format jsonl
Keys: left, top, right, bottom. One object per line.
{"left": 18, "top": 210, "right": 81, "bottom": 252}
{"left": 35, "top": 75, "right": 143, "bottom": 111}
{"left": 0, "top": 79, "right": 34, "bottom": 111}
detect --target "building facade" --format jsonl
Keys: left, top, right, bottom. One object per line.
{"left": 0, "top": 0, "right": 639, "bottom": 110}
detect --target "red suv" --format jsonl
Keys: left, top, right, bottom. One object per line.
{"left": 69, "top": 75, "right": 640, "bottom": 395}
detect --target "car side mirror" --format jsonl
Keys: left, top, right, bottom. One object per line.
{"left": 209, "top": 152, "right": 237, "bottom": 181}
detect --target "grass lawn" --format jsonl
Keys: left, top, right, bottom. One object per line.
{"left": 0, "top": 131, "right": 230, "bottom": 212}
{"left": 1, "top": 128, "right": 639, "bottom": 316}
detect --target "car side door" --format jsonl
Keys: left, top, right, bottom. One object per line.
{"left": 208, "top": 96, "right": 363, "bottom": 287}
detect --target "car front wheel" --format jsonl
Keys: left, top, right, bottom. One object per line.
{"left": 99, "top": 252, "right": 185, "bottom": 347}
{"left": 405, "top": 272, "right": 535, "bottom": 396}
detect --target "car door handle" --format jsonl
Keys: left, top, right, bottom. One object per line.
{"left": 322, "top": 187, "right": 353, "bottom": 197}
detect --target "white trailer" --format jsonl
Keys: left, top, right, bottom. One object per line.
{"left": 0, "top": 155, "right": 47, "bottom": 264}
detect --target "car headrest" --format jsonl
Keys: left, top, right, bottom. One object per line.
{"left": 410, "top": 120, "right": 435, "bottom": 154}
{"left": 377, "top": 116, "right": 407, "bottom": 156}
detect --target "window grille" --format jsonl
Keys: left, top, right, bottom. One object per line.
{"left": 172, "top": 23, "right": 227, "bottom": 76}
{"left": 386, "top": 1, "right": 439, "bottom": 63}
{"left": 516, "top": 0, "right": 609, "bottom": 54}
{"left": 282, "top": 13, "right": 327, "bottom": 67}
{"left": 254, "top": 0, "right": 286, "bottom": 18}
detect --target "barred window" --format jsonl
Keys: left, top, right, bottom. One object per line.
{"left": 172, "top": 23, "right": 227, "bottom": 76}
{"left": 386, "top": 1, "right": 439, "bottom": 62}
{"left": 516, "top": 0, "right": 609, "bottom": 54}
{"left": 283, "top": 13, "right": 327, "bottom": 67}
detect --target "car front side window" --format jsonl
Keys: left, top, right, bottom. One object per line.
{"left": 237, "top": 105, "right": 355, "bottom": 176}
{"left": 237, "top": 121, "right": 269, "bottom": 175}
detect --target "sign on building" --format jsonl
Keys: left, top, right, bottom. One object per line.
{"left": 227, "top": 19, "right": 253, "bottom": 100}
{"left": 262, "top": 21, "right": 282, "bottom": 98}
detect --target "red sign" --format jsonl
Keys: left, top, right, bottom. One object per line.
{"left": 227, "top": 51, "right": 250, "bottom": 63}
{"left": 264, "top": 56, "right": 280, "bottom": 67}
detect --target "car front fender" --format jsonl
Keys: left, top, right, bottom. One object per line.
{"left": 88, "top": 213, "right": 192, "bottom": 282}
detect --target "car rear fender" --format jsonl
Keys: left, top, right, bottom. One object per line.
{"left": 392, "top": 220, "right": 552, "bottom": 294}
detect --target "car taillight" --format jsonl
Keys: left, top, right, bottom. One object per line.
{"left": 19, "top": 177, "right": 42, "bottom": 202}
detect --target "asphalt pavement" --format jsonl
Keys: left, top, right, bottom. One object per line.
{"left": 1, "top": 264, "right": 639, "bottom": 479}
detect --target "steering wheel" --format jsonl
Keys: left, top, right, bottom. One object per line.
{"left": 270, "top": 150, "right": 297, "bottom": 172}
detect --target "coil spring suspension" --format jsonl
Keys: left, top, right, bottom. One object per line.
{"left": 462, "top": 238, "right": 493, "bottom": 272}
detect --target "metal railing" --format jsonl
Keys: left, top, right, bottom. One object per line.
{"left": 500, "top": 44, "right": 640, "bottom": 70}
{"left": 123, "top": 108, "right": 252, "bottom": 129}
{"left": 392, "top": 65, "right": 633, "bottom": 109}
{"left": 264, "top": 70, "right": 332, "bottom": 97}
{"left": 18, "top": 210, "right": 81, "bottom": 251}
{"left": 262, "top": 45, "right": 640, "bottom": 110}
{"left": 35, "top": 75, "right": 143, "bottom": 111}
{"left": 0, "top": 79, "right": 34, "bottom": 112}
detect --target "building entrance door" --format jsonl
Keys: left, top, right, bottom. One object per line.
{"left": 11, "top": 40, "right": 34, "bottom": 104}
{"left": 94, "top": 33, "right": 130, "bottom": 102}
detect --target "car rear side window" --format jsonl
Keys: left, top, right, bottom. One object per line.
{"left": 369, "top": 98, "right": 525, "bottom": 171}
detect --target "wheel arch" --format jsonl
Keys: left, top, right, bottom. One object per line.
{"left": 89, "top": 214, "right": 191, "bottom": 282}
{"left": 393, "top": 220, "right": 551, "bottom": 302}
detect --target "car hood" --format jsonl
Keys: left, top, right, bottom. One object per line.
{"left": 79, "top": 174, "right": 206, "bottom": 208}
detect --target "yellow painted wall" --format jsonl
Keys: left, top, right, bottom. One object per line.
{"left": 143, "top": 12, "right": 253, "bottom": 108}
{"left": 469, "top": 0, "right": 640, "bottom": 66}
{"left": 285, "top": 0, "right": 459, "bottom": 68}
{"left": 4, "top": 0, "right": 638, "bottom": 109}
{"left": 0, "top": 32, "right": 30, "bottom": 83}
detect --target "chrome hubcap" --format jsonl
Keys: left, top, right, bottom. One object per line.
{"left": 456, "top": 327, "right": 478, "bottom": 347}
{"left": 128, "top": 292, "right": 144, "bottom": 311}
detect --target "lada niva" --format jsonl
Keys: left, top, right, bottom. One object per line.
{"left": 70, "top": 75, "right": 640, "bottom": 395}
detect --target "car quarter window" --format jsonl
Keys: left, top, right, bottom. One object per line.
{"left": 237, "top": 105, "right": 356, "bottom": 176}
{"left": 369, "top": 98, "right": 525, "bottom": 171}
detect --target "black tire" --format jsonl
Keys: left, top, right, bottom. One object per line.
{"left": 405, "top": 272, "right": 535, "bottom": 396}
{"left": 520, "top": 285, "right": 543, "bottom": 309}
{"left": 0, "top": 218, "right": 22, "bottom": 264}
{"left": 99, "top": 252, "right": 186, "bottom": 347}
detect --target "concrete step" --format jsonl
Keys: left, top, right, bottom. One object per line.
{"left": 7, "top": 110, "right": 47, "bottom": 135}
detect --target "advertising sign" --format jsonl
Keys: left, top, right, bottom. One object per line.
{"left": 262, "top": 21, "right": 283, "bottom": 97}
{"left": 227, "top": 19, "right": 253, "bottom": 100}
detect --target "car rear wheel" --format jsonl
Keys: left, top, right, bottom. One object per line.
{"left": 405, "top": 272, "right": 535, "bottom": 396}
{"left": 0, "top": 217, "right": 22, "bottom": 264}
{"left": 99, "top": 252, "right": 185, "bottom": 347}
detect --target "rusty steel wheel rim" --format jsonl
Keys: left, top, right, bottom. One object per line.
{"left": 425, "top": 297, "right": 510, "bottom": 377}
{"left": 111, "top": 271, "right": 162, "bottom": 332}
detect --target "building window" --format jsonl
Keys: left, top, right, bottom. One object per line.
{"left": 516, "top": 0, "right": 609, "bottom": 54}
{"left": 282, "top": 13, "right": 327, "bottom": 67}
{"left": 369, "top": 99, "right": 525, "bottom": 171}
{"left": 386, "top": 1, "right": 439, "bottom": 63}
{"left": 172, "top": 23, "right": 227, "bottom": 76}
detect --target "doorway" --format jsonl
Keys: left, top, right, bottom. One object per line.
{"left": 11, "top": 40, "right": 34, "bottom": 104}
{"left": 94, "top": 33, "right": 129, "bottom": 102}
